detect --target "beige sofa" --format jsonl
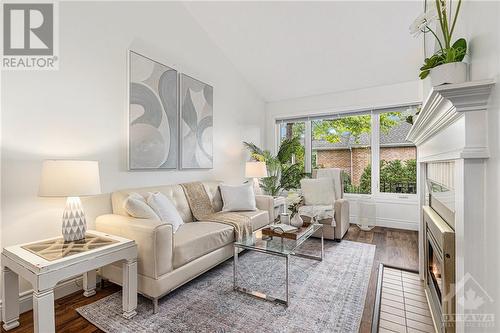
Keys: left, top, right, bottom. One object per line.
{"left": 95, "top": 181, "right": 273, "bottom": 313}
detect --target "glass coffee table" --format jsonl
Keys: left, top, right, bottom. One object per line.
{"left": 233, "top": 223, "right": 323, "bottom": 307}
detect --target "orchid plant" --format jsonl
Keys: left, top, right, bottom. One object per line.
{"left": 410, "top": 0, "right": 466, "bottom": 79}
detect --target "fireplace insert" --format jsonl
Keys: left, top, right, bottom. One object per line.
{"left": 424, "top": 205, "right": 455, "bottom": 333}
{"left": 428, "top": 236, "right": 443, "bottom": 301}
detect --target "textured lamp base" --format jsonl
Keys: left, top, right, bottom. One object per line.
{"left": 62, "top": 197, "right": 87, "bottom": 242}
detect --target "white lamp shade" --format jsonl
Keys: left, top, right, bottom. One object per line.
{"left": 245, "top": 161, "right": 268, "bottom": 178}
{"left": 39, "top": 160, "right": 101, "bottom": 197}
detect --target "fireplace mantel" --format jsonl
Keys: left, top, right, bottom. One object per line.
{"left": 407, "top": 80, "right": 495, "bottom": 158}
{"left": 408, "top": 79, "right": 495, "bottom": 333}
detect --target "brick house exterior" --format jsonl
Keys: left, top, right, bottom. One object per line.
{"left": 315, "top": 146, "right": 416, "bottom": 185}
{"left": 312, "top": 121, "right": 416, "bottom": 186}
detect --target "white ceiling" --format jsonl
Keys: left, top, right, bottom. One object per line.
{"left": 184, "top": 1, "right": 423, "bottom": 102}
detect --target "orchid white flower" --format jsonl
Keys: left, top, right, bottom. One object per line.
{"left": 409, "top": 3, "right": 439, "bottom": 37}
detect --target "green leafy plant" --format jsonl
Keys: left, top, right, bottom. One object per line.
{"left": 347, "top": 159, "right": 417, "bottom": 194}
{"left": 243, "top": 137, "right": 308, "bottom": 196}
{"left": 288, "top": 195, "right": 304, "bottom": 218}
{"left": 419, "top": 39, "right": 467, "bottom": 79}
{"left": 406, "top": 107, "right": 421, "bottom": 125}
{"left": 312, "top": 113, "right": 404, "bottom": 145}
{"left": 410, "top": 0, "right": 466, "bottom": 79}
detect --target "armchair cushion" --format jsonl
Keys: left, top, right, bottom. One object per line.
{"left": 300, "top": 178, "right": 335, "bottom": 205}
{"left": 313, "top": 168, "right": 342, "bottom": 200}
{"left": 298, "top": 205, "right": 335, "bottom": 225}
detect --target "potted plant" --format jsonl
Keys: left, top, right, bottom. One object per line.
{"left": 243, "top": 138, "right": 309, "bottom": 196}
{"left": 410, "top": 0, "right": 467, "bottom": 86}
{"left": 288, "top": 195, "right": 304, "bottom": 228}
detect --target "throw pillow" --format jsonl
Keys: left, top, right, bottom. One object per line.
{"left": 146, "top": 192, "right": 184, "bottom": 233}
{"left": 220, "top": 183, "right": 257, "bottom": 212}
{"left": 124, "top": 192, "right": 160, "bottom": 220}
{"left": 300, "top": 178, "right": 335, "bottom": 206}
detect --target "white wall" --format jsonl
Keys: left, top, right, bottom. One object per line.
{"left": 460, "top": 2, "right": 500, "bottom": 331}
{"left": 265, "top": 80, "right": 422, "bottom": 148}
{"left": 1, "top": 1, "right": 265, "bottom": 296}
{"left": 265, "top": 80, "right": 423, "bottom": 230}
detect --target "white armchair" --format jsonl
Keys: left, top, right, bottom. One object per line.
{"left": 299, "top": 168, "right": 350, "bottom": 241}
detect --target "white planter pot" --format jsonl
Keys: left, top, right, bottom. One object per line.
{"left": 430, "top": 62, "right": 468, "bottom": 86}
{"left": 290, "top": 214, "right": 304, "bottom": 228}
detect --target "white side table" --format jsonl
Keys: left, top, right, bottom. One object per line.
{"left": 1, "top": 230, "right": 138, "bottom": 333}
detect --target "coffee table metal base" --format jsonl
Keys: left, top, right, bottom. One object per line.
{"left": 233, "top": 229, "right": 323, "bottom": 307}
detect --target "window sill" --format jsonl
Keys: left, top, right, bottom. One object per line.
{"left": 344, "top": 192, "right": 418, "bottom": 203}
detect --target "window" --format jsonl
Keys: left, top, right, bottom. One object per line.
{"left": 275, "top": 105, "right": 419, "bottom": 197}
{"left": 378, "top": 111, "right": 417, "bottom": 194}
{"left": 278, "top": 121, "right": 306, "bottom": 170}
{"left": 312, "top": 115, "right": 371, "bottom": 194}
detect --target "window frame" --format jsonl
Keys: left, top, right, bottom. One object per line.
{"left": 274, "top": 107, "right": 419, "bottom": 201}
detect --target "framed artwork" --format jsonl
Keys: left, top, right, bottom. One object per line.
{"left": 180, "top": 74, "right": 213, "bottom": 169}
{"left": 128, "top": 50, "right": 178, "bottom": 170}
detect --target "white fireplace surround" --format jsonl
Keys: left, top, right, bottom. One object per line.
{"left": 407, "top": 79, "right": 495, "bottom": 333}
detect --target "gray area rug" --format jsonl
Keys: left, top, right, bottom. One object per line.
{"left": 77, "top": 239, "right": 375, "bottom": 333}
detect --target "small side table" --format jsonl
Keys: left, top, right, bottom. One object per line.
{"left": 1, "top": 231, "right": 138, "bottom": 333}
{"left": 272, "top": 196, "right": 287, "bottom": 222}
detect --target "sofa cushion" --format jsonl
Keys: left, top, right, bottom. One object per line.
{"left": 238, "top": 210, "right": 268, "bottom": 231}
{"left": 173, "top": 222, "right": 234, "bottom": 269}
{"left": 124, "top": 192, "right": 160, "bottom": 220}
{"left": 147, "top": 192, "right": 184, "bottom": 233}
{"left": 111, "top": 181, "right": 223, "bottom": 223}
{"left": 220, "top": 183, "right": 256, "bottom": 212}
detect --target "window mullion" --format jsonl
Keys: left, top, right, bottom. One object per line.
{"left": 305, "top": 120, "right": 312, "bottom": 173}
{"left": 371, "top": 113, "right": 380, "bottom": 196}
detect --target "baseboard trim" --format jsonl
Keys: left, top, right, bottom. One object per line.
{"left": 0, "top": 276, "right": 95, "bottom": 322}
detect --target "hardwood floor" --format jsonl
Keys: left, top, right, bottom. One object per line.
{"left": 344, "top": 225, "right": 419, "bottom": 333}
{"left": 1, "top": 225, "right": 418, "bottom": 333}
{"left": 0, "top": 283, "right": 121, "bottom": 333}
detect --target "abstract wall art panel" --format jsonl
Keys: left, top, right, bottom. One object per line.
{"left": 180, "top": 74, "right": 213, "bottom": 169}
{"left": 128, "top": 51, "right": 178, "bottom": 170}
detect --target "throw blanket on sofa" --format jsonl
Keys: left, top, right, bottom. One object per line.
{"left": 180, "top": 182, "right": 252, "bottom": 241}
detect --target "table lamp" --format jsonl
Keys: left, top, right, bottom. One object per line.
{"left": 245, "top": 161, "right": 267, "bottom": 195}
{"left": 39, "top": 160, "right": 101, "bottom": 242}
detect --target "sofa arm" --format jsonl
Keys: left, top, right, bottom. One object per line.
{"left": 334, "top": 199, "right": 350, "bottom": 240}
{"left": 95, "top": 214, "right": 173, "bottom": 279}
{"left": 255, "top": 195, "right": 275, "bottom": 223}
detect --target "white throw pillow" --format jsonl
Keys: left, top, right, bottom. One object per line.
{"left": 300, "top": 178, "right": 335, "bottom": 206}
{"left": 220, "top": 183, "right": 256, "bottom": 212}
{"left": 146, "top": 192, "right": 184, "bottom": 233}
{"left": 124, "top": 193, "right": 160, "bottom": 220}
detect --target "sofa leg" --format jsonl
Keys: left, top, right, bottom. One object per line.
{"left": 334, "top": 238, "right": 341, "bottom": 243}
{"left": 153, "top": 298, "right": 159, "bottom": 314}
